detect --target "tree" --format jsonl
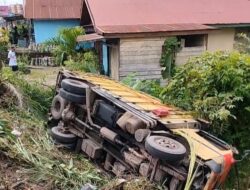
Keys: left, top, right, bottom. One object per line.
{"left": 44, "top": 27, "right": 85, "bottom": 64}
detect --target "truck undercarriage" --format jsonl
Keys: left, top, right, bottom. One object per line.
{"left": 48, "top": 70, "right": 235, "bottom": 190}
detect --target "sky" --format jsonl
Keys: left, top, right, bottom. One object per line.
{"left": 0, "top": 0, "right": 23, "bottom": 5}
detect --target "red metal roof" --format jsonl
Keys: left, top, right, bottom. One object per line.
{"left": 84, "top": 0, "right": 250, "bottom": 34}
{"left": 24, "top": 0, "right": 82, "bottom": 19}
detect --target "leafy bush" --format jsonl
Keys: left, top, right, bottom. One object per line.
{"left": 83, "top": 51, "right": 99, "bottom": 73}
{"left": 17, "top": 55, "right": 30, "bottom": 74}
{"left": 64, "top": 57, "right": 85, "bottom": 71}
{"left": 1, "top": 68, "right": 54, "bottom": 118}
{"left": 0, "top": 28, "right": 9, "bottom": 52}
{"left": 160, "top": 37, "right": 180, "bottom": 79}
{"left": 122, "top": 73, "right": 163, "bottom": 98}
{"left": 65, "top": 51, "right": 99, "bottom": 73}
{"left": 160, "top": 51, "right": 250, "bottom": 188}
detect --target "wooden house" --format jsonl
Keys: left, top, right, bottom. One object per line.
{"left": 77, "top": 0, "right": 250, "bottom": 82}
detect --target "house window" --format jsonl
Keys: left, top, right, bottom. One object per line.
{"left": 179, "top": 34, "right": 205, "bottom": 47}
{"left": 235, "top": 28, "right": 250, "bottom": 39}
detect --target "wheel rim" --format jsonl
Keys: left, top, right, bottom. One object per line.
{"left": 58, "top": 127, "right": 71, "bottom": 135}
{"left": 155, "top": 137, "right": 179, "bottom": 150}
{"left": 54, "top": 100, "right": 61, "bottom": 112}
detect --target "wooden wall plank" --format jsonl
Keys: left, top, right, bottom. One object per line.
{"left": 110, "top": 45, "right": 119, "bottom": 80}
{"left": 119, "top": 37, "right": 165, "bottom": 81}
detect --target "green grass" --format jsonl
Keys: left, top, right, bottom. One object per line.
{"left": 0, "top": 108, "right": 106, "bottom": 189}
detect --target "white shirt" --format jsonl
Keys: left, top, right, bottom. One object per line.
{"left": 8, "top": 50, "right": 17, "bottom": 66}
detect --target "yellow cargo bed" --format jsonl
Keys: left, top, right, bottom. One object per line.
{"left": 77, "top": 73, "right": 197, "bottom": 126}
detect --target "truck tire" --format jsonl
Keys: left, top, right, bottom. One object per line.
{"left": 53, "top": 139, "right": 76, "bottom": 150}
{"left": 51, "top": 95, "right": 67, "bottom": 120}
{"left": 61, "top": 79, "right": 88, "bottom": 95}
{"left": 59, "top": 88, "right": 86, "bottom": 104}
{"left": 51, "top": 126, "right": 77, "bottom": 144}
{"left": 145, "top": 136, "right": 186, "bottom": 162}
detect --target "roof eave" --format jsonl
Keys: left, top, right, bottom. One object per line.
{"left": 208, "top": 23, "right": 250, "bottom": 28}
{"left": 95, "top": 28, "right": 217, "bottom": 39}
{"left": 25, "top": 17, "right": 80, "bottom": 20}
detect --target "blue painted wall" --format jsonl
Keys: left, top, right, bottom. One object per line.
{"left": 102, "top": 44, "right": 109, "bottom": 75}
{"left": 33, "top": 19, "right": 80, "bottom": 43}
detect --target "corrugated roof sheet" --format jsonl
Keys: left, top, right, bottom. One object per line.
{"left": 96, "top": 24, "right": 214, "bottom": 35}
{"left": 84, "top": 0, "right": 250, "bottom": 34}
{"left": 24, "top": 0, "right": 82, "bottom": 19}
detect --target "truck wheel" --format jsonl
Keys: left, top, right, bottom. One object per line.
{"left": 51, "top": 126, "right": 77, "bottom": 144}
{"left": 53, "top": 139, "right": 76, "bottom": 150}
{"left": 51, "top": 95, "right": 67, "bottom": 120}
{"left": 59, "top": 88, "right": 86, "bottom": 104}
{"left": 61, "top": 79, "right": 88, "bottom": 95}
{"left": 145, "top": 136, "right": 186, "bottom": 162}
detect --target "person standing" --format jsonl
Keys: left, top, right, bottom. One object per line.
{"left": 8, "top": 46, "right": 18, "bottom": 71}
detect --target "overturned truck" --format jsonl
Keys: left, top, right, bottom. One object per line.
{"left": 49, "top": 70, "right": 236, "bottom": 190}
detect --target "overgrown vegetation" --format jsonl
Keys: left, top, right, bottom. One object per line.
{"left": 44, "top": 27, "right": 99, "bottom": 73}
{"left": 17, "top": 55, "right": 30, "bottom": 74}
{"left": 65, "top": 51, "right": 99, "bottom": 73}
{"left": 160, "top": 37, "right": 180, "bottom": 79}
{"left": 0, "top": 27, "right": 9, "bottom": 52}
{"left": 122, "top": 73, "right": 163, "bottom": 98}
{"left": 0, "top": 67, "right": 107, "bottom": 189}
{"left": 44, "top": 26, "right": 85, "bottom": 64}
{"left": 161, "top": 51, "right": 250, "bottom": 142}
{"left": 160, "top": 51, "right": 250, "bottom": 189}
{"left": 0, "top": 110, "right": 106, "bottom": 189}
{"left": 1, "top": 68, "right": 53, "bottom": 118}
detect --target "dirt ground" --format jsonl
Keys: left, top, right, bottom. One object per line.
{"left": 0, "top": 153, "right": 46, "bottom": 190}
